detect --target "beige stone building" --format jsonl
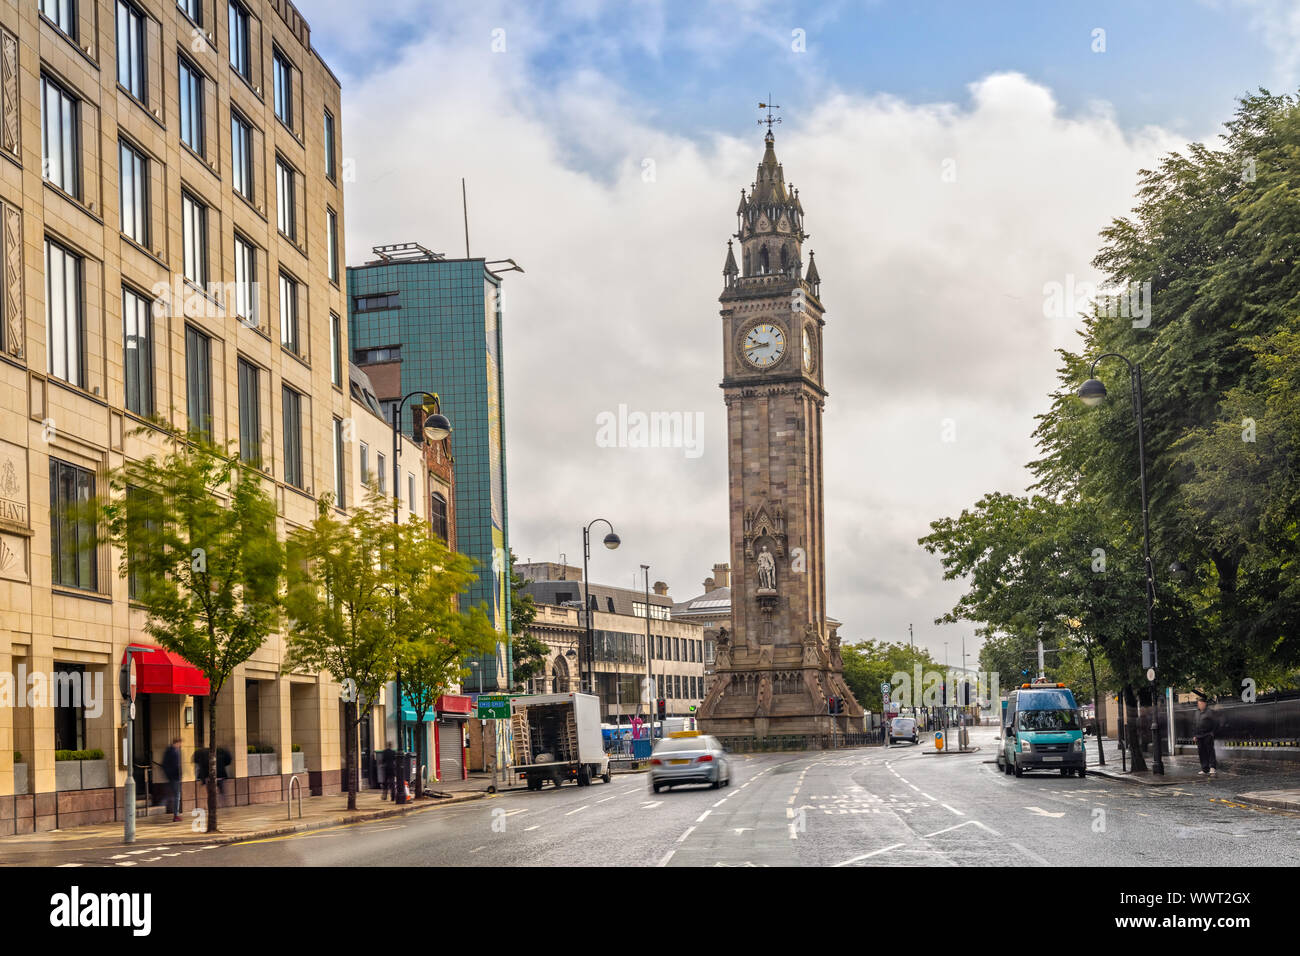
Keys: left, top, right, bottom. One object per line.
{"left": 0, "top": 0, "right": 352, "bottom": 832}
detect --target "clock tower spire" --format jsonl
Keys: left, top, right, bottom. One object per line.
{"left": 698, "top": 122, "right": 863, "bottom": 740}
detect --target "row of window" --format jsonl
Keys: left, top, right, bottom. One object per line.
{"left": 652, "top": 634, "right": 703, "bottom": 663}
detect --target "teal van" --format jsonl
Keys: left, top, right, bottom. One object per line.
{"left": 997, "top": 683, "right": 1086, "bottom": 778}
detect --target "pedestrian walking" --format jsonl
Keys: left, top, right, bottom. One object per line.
{"left": 216, "top": 747, "right": 231, "bottom": 794}
{"left": 1194, "top": 698, "right": 1219, "bottom": 775}
{"left": 163, "top": 737, "right": 183, "bottom": 821}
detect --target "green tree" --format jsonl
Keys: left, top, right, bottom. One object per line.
{"left": 840, "top": 640, "right": 937, "bottom": 715}
{"left": 103, "top": 427, "right": 283, "bottom": 832}
{"left": 506, "top": 550, "right": 545, "bottom": 691}
{"left": 387, "top": 515, "right": 497, "bottom": 796}
{"left": 284, "top": 489, "right": 400, "bottom": 810}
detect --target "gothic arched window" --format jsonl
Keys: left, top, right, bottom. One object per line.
{"left": 758, "top": 246, "right": 769, "bottom": 274}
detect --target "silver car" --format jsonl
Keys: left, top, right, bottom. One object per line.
{"left": 649, "top": 734, "right": 731, "bottom": 793}
{"left": 889, "top": 716, "right": 920, "bottom": 745}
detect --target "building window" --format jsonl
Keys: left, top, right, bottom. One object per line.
{"left": 276, "top": 158, "right": 295, "bottom": 238}
{"left": 323, "top": 109, "right": 336, "bottom": 180}
{"left": 376, "top": 452, "right": 386, "bottom": 494}
{"left": 379, "top": 400, "right": 400, "bottom": 429}
{"left": 237, "top": 358, "right": 260, "bottom": 465}
{"left": 354, "top": 345, "right": 401, "bottom": 364}
{"left": 353, "top": 292, "right": 399, "bottom": 313}
{"left": 44, "top": 238, "right": 84, "bottom": 388}
{"left": 53, "top": 663, "right": 87, "bottom": 749}
{"left": 125, "top": 485, "right": 159, "bottom": 600}
{"left": 177, "top": 0, "right": 201, "bottom": 25}
{"left": 41, "top": 75, "right": 80, "bottom": 198}
{"left": 282, "top": 386, "right": 303, "bottom": 488}
{"left": 50, "top": 459, "right": 97, "bottom": 591}
{"left": 359, "top": 442, "right": 369, "bottom": 483}
{"left": 272, "top": 48, "right": 293, "bottom": 126}
{"left": 185, "top": 325, "right": 212, "bottom": 440}
{"left": 233, "top": 234, "right": 256, "bottom": 326}
{"left": 326, "top": 207, "right": 339, "bottom": 282}
{"left": 333, "top": 418, "right": 346, "bottom": 509}
{"left": 278, "top": 272, "right": 299, "bottom": 353}
{"left": 119, "top": 140, "right": 149, "bottom": 245}
{"left": 41, "top": 0, "right": 78, "bottom": 39}
{"left": 181, "top": 191, "right": 207, "bottom": 286}
{"left": 408, "top": 474, "right": 415, "bottom": 511}
{"left": 178, "top": 56, "right": 204, "bottom": 156}
{"left": 228, "top": 1, "right": 251, "bottom": 80}
{"left": 122, "top": 287, "right": 153, "bottom": 417}
{"left": 430, "top": 492, "right": 448, "bottom": 542}
{"left": 231, "top": 111, "right": 253, "bottom": 199}
{"left": 116, "top": 1, "right": 147, "bottom": 101}
{"left": 330, "top": 313, "right": 341, "bottom": 386}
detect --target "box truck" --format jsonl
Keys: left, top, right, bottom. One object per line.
{"left": 510, "top": 692, "right": 611, "bottom": 790}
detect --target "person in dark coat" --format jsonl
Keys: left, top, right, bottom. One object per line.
{"left": 162, "top": 738, "right": 183, "bottom": 821}
{"left": 1194, "top": 699, "right": 1219, "bottom": 775}
{"left": 216, "top": 747, "right": 231, "bottom": 793}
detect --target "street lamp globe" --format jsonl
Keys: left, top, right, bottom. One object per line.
{"left": 603, "top": 532, "right": 621, "bottom": 550}
{"left": 1078, "top": 378, "right": 1108, "bottom": 406}
{"left": 1169, "top": 561, "right": 1189, "bottom": 581}
{"left": 422, "top": 412, "right": 452, "bottom": 442}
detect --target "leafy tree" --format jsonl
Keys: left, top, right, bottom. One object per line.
{"left": 103, "top": 427, "right": 283, "bottom": 832}
{"left": 386, "top": 516, "right": 497, "bottom": 796}
{"left": 284, "top": 490, "right": 400, "bottom": 810}
{"left": 506, "top": 550, "right": 545, "bottom": 691}
{"left": 840, "top": 640, "right": 938, "bottom": 714}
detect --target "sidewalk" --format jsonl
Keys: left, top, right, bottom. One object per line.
{"left": 0, "top": 775, "right": 492, "bottom": 863}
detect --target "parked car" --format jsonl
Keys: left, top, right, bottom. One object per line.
{"left": 889, "top": 717, "right": 920, "bottom": 745}
{"left": 649, "top": 733, "right": 731, "bottom": 793}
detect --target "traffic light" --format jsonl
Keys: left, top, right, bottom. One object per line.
{"left": 657, "top": 698, "right": 666, "bottom": 719}
{"left": 828, "top": 696, "right": 837, "bottom": 715}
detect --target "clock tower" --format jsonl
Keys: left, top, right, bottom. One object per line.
{"left": 697, "top": 126, "right": 863, "bottom": 739}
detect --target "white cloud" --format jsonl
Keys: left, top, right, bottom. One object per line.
{"left": 335, "top": 8, "right": 1187, "bottom": 661}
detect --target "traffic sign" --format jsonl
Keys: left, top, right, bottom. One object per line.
{"left": 880, "top": 682, "right": 890, "bottom": 694}
{"left": 475, "top": 694, "right": 511, "bottom": 719}
{"left": 1145, "top": 667, "right": 1156, "bottom": 682}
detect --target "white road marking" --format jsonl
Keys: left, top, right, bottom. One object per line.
{"left": 503, "top": 808, "right": 528, "bottom": 816}
{"left": 920, "top": 792, "right": 936, "bottom": 801}
{"left": 116, "top": 862, "right": 137, "bottom": 867}
{"left": 733, "top": 827, "right": 753, "bottom": 834}
{"left": 57, "top": 863, "right": 82, "bottom": 867}
{"left": 695, "top": 810, "right": 711, "bottom": 823}
{"left": 677, "top": 826, "right": 696, "bottom": 843}
{"left": 596, "top": 796, "right": 617, "bottom": 804}
{"left": 713, "top": 799, "right": 727, "bottom": 808}
{"left": 657, "top": 849, "right": 676, "bottom": 867}
{"left": 1011, "top": 842, "right": 1052, "bottom": 865}
{"left": 834, "top": 843, "right": 905, "bottom": 866}
{"left": 1024, "top": 806, "right": 1066, "bottom": 818}
{"left": 524, "top": 825, "right": 540, "bottom": 832}
{"left": 923, "top": 820, "right": 1001, "bottom": 838}
{"left": 641, "top": 801, "right": 663, "bottom": 810}
{"left": 470, "top": 845, "right": 485, "bottom": 852}
{"left": 942, "top": 804, "right": 965, "bottom": 816}
{"left": 565, "top": 805, "right": 589, "bottom": 816}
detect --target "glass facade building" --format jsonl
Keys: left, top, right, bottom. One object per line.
{"left": 347, "top": 255, "right": 512, "bottom": 690}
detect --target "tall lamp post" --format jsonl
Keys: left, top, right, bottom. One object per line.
{"left": 1078, "top": 352, "right": 1163, "bottom": 774}
{"left": 641, "top": 565, "right": 654, "bottom": 750}
{"left": 580, "top": 519, "right": 621, "bottom": 701}
{"left": 389, "top": 390, "right": 452, "bottom": 798}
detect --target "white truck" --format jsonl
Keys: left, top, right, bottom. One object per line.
{"left": 510, "top": 692, "right": 611, "bottom": 791}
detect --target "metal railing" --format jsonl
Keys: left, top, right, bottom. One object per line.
{"left": 287, "top": 774, "right": 303, "bottom": 820}
{"left": 716, "top": 733, "right": 883, "bottom": 754}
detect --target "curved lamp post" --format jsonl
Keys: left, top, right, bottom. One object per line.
{"left": 581, "top": 519, "right": 620, "bottom": 699}
{"left": 389, "top": 390, "right": 452, "bottom": 800}
{"left": 1078, "top": 352, "right": 1163, "bottom": 774}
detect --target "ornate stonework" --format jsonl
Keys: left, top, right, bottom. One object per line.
{"left": 696, "top": 129, "right": 863, "bottom": 739}
{"left": 3, "top": 202, "right": 22, "bottom": 359}
{"left": 1, "top": 29, "right": 17, "bottom": 160}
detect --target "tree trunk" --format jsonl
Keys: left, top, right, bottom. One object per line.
{"left": 415, "top": 714, "right": 426, "bottom": 799}
{"left": 207, "top": 701, "right": 219, "bottom": 832}
{"left": 346, "top": 700, "right": 358, "bottom": 811}
{"left": 1124, "top": 684, "right": 1147, "bottom": 772}
{"left": 1087, "top": 654, "right": 1105, "bottom": 766}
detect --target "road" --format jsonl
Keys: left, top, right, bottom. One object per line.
{"left": 47, "top": 727, "right": 1300, "bottom": 867}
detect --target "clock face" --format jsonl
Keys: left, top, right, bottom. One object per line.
{"left": 802, "top": 328, "right": 813, "bottom": 372}
{"left": 742, "top": 323, "right": 786, "bottom": 368}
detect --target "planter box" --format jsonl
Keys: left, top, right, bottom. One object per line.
{"left": 14, "top": 762, "right": 27, "bottom": 795}
{"left": 291, "top": 752, "right": 306, "bottom": 773}
{"left": 247, "top": 753, "right": 279, "bottom": 776}
{"left": 54, "top": 758, "right": 110, "bottom": 791}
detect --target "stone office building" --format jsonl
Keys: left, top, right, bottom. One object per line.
{"left": 0, "top": 0, "right": 352, "bottom": 832}
{"left": 517, "top": 564, "right": 709, "bottom": 722}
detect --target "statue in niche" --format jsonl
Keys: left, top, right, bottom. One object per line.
{"left": 829, "top": 627, "right": 843, "bottom": 671}
{"left": 714, "top": 626, "right": 731, "bottom": 670}
{"left": 756, "top": 545, "right": 777, "bottom": 592}
{"left": 755, "top": 673, "right": 773, "bottom": 716}
{"left": 802, "top": 623, "right": 825, "bottom": 667}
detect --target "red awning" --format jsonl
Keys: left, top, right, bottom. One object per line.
{"left": 123, "top": 644, "right": 210, "bottom": 696}
{"left": 435, "top": 694, "right": 473, "bottom": 715}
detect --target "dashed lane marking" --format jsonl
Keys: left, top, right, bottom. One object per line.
{"left": 677, "top": 826, "right": 696, "bottom": 843}
{"left": 942, "top": 804, "right": 964, "bottom": 816}
{"left": 657, "top": 849, "right": 676, "bottom": 867}
{"left": 565, "top": 805, "right": 589, "bottom": 816}
{"left": 834, "top": 843, "right": 906, "bottom": 866}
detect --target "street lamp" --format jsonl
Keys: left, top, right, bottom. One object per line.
{"left": 389, "top": 390, "right": 451, "bottom": 802}
{"left": 581, "top": 519, "right": 620, "bottom": 702}
{"left": 1078, "top": 351, "right": 1163, "bottom": 774}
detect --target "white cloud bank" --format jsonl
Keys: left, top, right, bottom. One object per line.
{"left": 333, "top": 6, "right": 1188, "bottom": 658}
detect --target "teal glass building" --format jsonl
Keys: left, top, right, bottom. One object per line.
{"left": 347, "top": 249, "right": 512, "bottom": 690}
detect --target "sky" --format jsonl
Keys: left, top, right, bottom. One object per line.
{"left": 301, "top": 0, "right": 1298, "bottom": 662}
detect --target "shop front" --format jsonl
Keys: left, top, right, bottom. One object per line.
{"left": 434, "top": 694, "right": 472, "bottom": 782}
{"left": 123, "top": 643, "right": 210, "bottom": 812}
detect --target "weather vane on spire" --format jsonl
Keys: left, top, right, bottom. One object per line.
{"left": 757, "top": 96, "right": 781, "bottom": 131}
